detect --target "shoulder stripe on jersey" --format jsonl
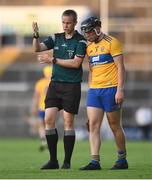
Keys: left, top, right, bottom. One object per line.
{"left": 103, "top": 35, "right": 112, "bottom": 42}
{"left": 104, "top": 34, "right": 112, "bottom": 40}
{"left": 76, "top": 54, "right": 85, "bottom": 58}
{"left": 79, "top": 40, "right": 87, "bottom": 45}
{"left": 104, "top": 37, "right": 112, "bottom": 42}
{"left": 51, "top": 35, "right": 55, "bottom": 43}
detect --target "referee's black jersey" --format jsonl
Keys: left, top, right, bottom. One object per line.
{"left": 43, "top": 31, "right": 87, "bottom": 83}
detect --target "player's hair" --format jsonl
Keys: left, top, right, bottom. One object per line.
{"left": 62, "top": 9, "right": 77, "bottom": 22}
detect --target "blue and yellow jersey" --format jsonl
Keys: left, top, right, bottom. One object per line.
{"left": 86, "top": 34, "right": 123, "bottom": 88}
{"left": 35, "top": 78, "right": 50, "bottom": 111}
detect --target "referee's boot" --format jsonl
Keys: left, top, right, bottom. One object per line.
{"left": 41, "top": 160, "right": 59, "bottom": 170}
{"left": 61, "top": 162, "right": 71, "bottom": 169}
{"left": 110, "top": 159, "right": 128, "bottom": 170}
{"left": 79, "top": 161, "right": 101, "bottom": 170}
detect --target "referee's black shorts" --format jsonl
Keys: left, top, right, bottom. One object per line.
{"left": 45, "top": 81, "right": 81, "bottom": 114}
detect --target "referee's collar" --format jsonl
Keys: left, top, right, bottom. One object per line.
{"left": 64, "top": 30, "right": 78, "bottom": 40}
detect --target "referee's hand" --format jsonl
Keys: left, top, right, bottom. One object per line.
{"left": 32, "top": 22, "right": 39, "bottom": 33}
{"left": 37, "top": 53, "right": 52, "bottom": 64}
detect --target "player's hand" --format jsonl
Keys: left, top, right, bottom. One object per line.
{"left": 115, "top": 89, "right": 124, "bottom": 105}
{"left": 37, "top": 53, "right": 52, "bottom": 64}
{"left": 32, "top": 22, "right": 39, "bottom": 33}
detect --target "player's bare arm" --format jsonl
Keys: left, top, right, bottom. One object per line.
{"left": 114, "top": 54, "right": 126, "bottom": 104}
{"left": 32, "top": 22, "right": 48, "bottom": 52}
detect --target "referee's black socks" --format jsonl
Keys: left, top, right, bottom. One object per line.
{"left": 63, "top": 130, "right": 75, "bottom": 165}
{"left": 45, "top": 128, "right": 58, "bottom": 163}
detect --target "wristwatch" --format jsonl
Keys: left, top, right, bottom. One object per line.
{"left": 33, "top": 31, "right": 39, "bottom": 39}
{"left": 52, "top": 57, "right": 57, "bottom": 64}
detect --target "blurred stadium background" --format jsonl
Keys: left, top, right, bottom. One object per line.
{"left": 0, "top": 0, "right": 152, "bottom": 140}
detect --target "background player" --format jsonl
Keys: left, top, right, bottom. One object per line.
{"left": 30, "top": 65, "right": 52, "bottom": 151}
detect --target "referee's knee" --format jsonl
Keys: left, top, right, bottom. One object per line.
{"left": 44, "top": 118, "right": 55, "bottom": 129}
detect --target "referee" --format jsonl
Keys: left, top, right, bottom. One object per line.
{"left": 32, "top": 9, "right": 86, "bottom": 169}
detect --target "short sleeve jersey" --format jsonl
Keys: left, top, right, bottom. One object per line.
{"left": 35, "top": 78, "right": 50, "bottom": 110}
{"left": 43, "top": 31, "right": 86, "bottom": 83}
{"left": 86, "top": 34, "right": 123, "bottom": 88}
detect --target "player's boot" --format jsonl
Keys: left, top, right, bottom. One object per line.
{"left": 41, "top": 160, "right": 59, "bottom": 170}
{"left": 110, "top": 159, "right": 128, "bottom": 170}
{"left": 79, "top": 161, "right": 101, "bottom": 170}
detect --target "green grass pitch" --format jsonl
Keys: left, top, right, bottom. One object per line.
{"left": 0, "top": 138, "right": 151, "bottom": 179}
